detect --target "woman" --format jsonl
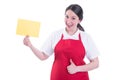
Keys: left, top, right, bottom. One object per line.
{"left": 23, "top": 4, "right": 99, "bottom": 80}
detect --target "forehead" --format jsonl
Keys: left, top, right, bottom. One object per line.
{"left": 65, "top": 10, "right": 78, "bottom": 17}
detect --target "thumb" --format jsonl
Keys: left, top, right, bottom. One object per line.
{"left": 26, "top": 35, "right": 29, "bottom": 38}
{"left": 70, "top": 59, "right": 75, "bottom": 65}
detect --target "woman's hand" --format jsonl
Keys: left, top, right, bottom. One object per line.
{"left": 23, "top": 36, "right": 32, "bottom": 47}
{"left": 67, "top": 57, "right": 99, "bottom": 73}
{"left": 67, "top": 59, "right": 78, "bottom": 74}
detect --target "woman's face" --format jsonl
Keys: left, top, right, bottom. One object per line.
{"left": 65, "top": 10, "right": 80, "bottom": 30}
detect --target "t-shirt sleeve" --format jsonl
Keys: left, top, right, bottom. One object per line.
{"left": 41, "top": 33, "right": 54, "bottom": 56}
{"left": 83, "top": 33, "right": 100, "bottom": 60}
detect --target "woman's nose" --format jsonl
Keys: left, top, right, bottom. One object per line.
{"left": 67, "top": 19, "right": 72, "bottom": 24}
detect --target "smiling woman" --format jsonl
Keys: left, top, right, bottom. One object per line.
{"left": 1, "top": 0, "right": 120, "bottom": 80}
{"left": 65, "top": 4, "right": 84, "bottom": 32}
{"left": 23, "top": 4, "right": 99, "bottom": 80}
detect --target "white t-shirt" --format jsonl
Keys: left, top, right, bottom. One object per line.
{"left": 41, "top": 28, "right": 99, "bottom": 60}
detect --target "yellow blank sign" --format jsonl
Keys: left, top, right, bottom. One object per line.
{"left": 16, "top": 19, "right": 40, "bottom": 37}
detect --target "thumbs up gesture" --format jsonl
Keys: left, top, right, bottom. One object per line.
{"left": 67, "top": 59, "right": 78, "bottom": 74}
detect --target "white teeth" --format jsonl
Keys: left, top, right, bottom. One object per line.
{"left": 66, "top": 23, "right": 73, "bottom": 28}
{"left": 68, "top": 25, "right": 72, "bottom": 27}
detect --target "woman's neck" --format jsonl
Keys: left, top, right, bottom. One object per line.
{"left": 66, "top": 27, "right": 78, "bottom": 35}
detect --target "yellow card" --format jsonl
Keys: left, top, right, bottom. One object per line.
{"left": 16, "top": 19, "right": 40, "bottom": 37}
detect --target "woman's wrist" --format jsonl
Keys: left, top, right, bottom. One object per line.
{"left": 76, "top": 66, "right": 83, "bottom": 72}
{"left": 28, "top": 43, "right": 33, "bottom": 48}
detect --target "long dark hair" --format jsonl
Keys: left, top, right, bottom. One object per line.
{"left": 65, "top": 4, "right": 85, "bottom": 31}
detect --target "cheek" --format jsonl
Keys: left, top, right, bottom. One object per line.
{"left": 72, "top": 21, "right": 77, "bottom": 25}
{"left": 74, "top": 21, "right": 79, "bottom": 25}
{"left": 64, "top": 18, "right": 67, "bottom": 24}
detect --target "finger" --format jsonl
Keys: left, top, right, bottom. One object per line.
{"left": 26, "top": 35, "right": 29, "bottom": 38}
{"left": 23, "top": 36, "right": 29, "bottom": 45}
{"left": 70, "top": 59, "right": 76, "bottom": 66}
{"left": 67, "top": 67, "right": 71, "bottom": 73}
{"left": 23, "top": 38, "right": 27, "bottom": 45}
{"left": 70, "top": 59, "right": 74, "bottom": 64}
{"left": 23, "top": 37, "right": 26, "bottom": 44}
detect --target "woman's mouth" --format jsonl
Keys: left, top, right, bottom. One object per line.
{"left": 67, "top": 24, "right": 73, "bottom": 28}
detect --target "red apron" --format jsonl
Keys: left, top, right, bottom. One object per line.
{"left": 50, "top": 34, "right": 89, "bottom": 80}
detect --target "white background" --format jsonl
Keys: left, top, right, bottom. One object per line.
{"left": 0, "top": 0, "right": 120, "bottom": 80}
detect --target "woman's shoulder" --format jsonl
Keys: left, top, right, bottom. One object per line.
{"left": 79, "top": 30, "right": 95, "bottom": 43}
{"left": 79, "top": 30, "right": 90, "bottom": 38}
{"left": 51, "top": 28, "right": 64, "bottom": 35}
{"left": 53, "top": 28, "right": 64, "bottom": 33}
{"left": 49, "top": 28, "right": 64, "bottom": 39}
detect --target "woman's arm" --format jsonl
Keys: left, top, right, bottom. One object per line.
{"left": 76, "top": 57, "right": 99, "bottom": 72}
{"left": 67, "top": 57, "right": 99, "bottom": 74}
{"left": 23, "top": 36, "right": 49, "bottom": 61}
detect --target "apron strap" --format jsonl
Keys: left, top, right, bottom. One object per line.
{"left": 78, "top": 33, "right": 81, "bottom": 40}
{"left": 61, "top": 34, "right": 64, "bottom": 40}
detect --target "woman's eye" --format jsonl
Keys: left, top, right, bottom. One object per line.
{"left": 72, "top": 17, "right": 76, "bottom": 20}
{"left": 66, "top": 15, "right": 69, "bottom": 18}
